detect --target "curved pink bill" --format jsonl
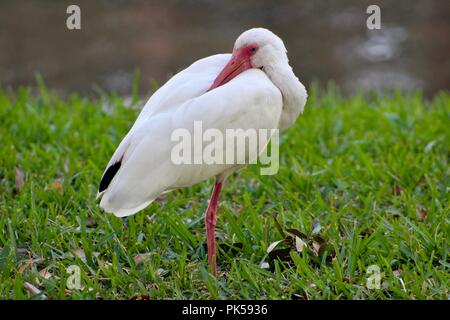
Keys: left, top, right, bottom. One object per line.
{"left": 208, "top": 49, "right": 252, "bottom": 91}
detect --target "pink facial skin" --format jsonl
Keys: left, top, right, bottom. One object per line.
{"left": 208, "top": 44, "right": 259, "bottom": 91}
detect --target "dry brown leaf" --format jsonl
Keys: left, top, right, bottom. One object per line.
{"left": 24, "top": 281, "right": 41, "bottom": 295}
{"left": 16, "top": 248, "right": 29, "bottom": 254}
{"left": 86, "top": 216, "right": 97, "bottom": 227}
{"left": 18, "top": 259, "right": 34, "bottom": 274}
{"left": 393, "top": 184, "right": 403, "bottom": 196}
{"left": 286, "top": 228, "right": 308, "bottom": 239}
{"left": 393, "top": 269, "right": 402, "bottom": 277}
{"left": 133, "top": 254, "right": 149, "bottom": 265}
{"left": 18, "top": 257, "right": 45, "bottom": 274}
{"left": 13, "top": 166, "right": 25, "bottom": 195}
{"left": 39, "top": 268, "right": 52, "bottom": 280}
{"left": 283, "top": 236, "right": 293, "bottom": 245}
{"left": 268, "top": 248, "right": 292, "bottom": 263}
{"left": 416, "top": 207, "right": 428, "bottom": 219}
{"left": 50, "top": 178, "right": 64, "bottom": 194}
{"left": 312, "top": 242, "right": 322, "bottom": 256}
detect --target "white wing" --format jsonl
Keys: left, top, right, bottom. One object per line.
{"left": 99, "top": 64, "right": 282, "bottom": 217}
{"left": 99, "top": 54, "right": 232, "bottom": 173}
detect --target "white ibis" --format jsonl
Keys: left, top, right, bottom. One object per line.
{"left": 97, "top": 28, "right": 307, "bottom": 274}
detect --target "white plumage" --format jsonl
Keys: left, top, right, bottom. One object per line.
{"left": 99, "top": 62, "right": 282, "bottom": 216}
{"left": 97, "top": 28, "right": 307, "bottom": 273}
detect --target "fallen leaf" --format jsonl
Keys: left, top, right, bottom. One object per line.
{"left": 266, "top": 240, "right": 283, "bottom": 254}
{"left": 295, "top": 236, "right": 307, "bottom": 252}
{"left": 13, "top": 166, "right": 25, "bottom": 196}
{"left": 393, "top": 269, "right": 402, "bottom": 277}
{"left": 50, "top": 178, "right": 64, "bottom": 193}
{"left": 416, "top": 207, "right": 428, "bottom": 219}
{"left": 13, "top": 248, "right": 29, "bottom": 255}
{"left": 133, "top": 254, "right": 149, "bottom": 265}
{"left": 291, "top": 292, "right": 308, "bottom": 300}
{"left": 268, "top": 248, "right": 292, "bottom": 263}
{"left": 156, "top": 268, "right": 166, "bottom": 276}
{"left": 312, "top": 235, "right": 326, "bottom": 244}
{"left": 312, "top": 242, "right": 322, "bottom": 256}
{"left": 283, "top": 236, "right": 293, "bottom": 245}
{"left": 286, "top": 228, "right": 308, "bottom": 239}
{"left": 86, "top": 216, "right": 97, "bottom": 227}
{"left": 73, "top": 248, "right": 86, "bottom": 262}
{"left": 24, "top": 281, "right": 41, "bottom": 295}
{"left": 18, "top": 257, "right": 45, "bottom": 274}
{"left": 39, "top": 268, "right": 52, "bottom": 280}
{"left": 18, "top": 259, "right": 35, "bottom": 274}
{"left": 393, "top": 184, "right": 403, "bottom": 196}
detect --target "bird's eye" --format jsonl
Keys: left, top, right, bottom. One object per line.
{"left": 251, "top": 47, "right": 257, "bottom": 53}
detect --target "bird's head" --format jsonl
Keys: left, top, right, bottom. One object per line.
{"left": 209, "top": 28, "right": 289, "bottom": 91}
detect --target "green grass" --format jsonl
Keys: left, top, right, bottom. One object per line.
{"left": 0, "top": 83, "right": 449, "bottom": 299}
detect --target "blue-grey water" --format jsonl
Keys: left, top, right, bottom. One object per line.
{"left": 0, "top": 0, "right": 449, "bottom": 97}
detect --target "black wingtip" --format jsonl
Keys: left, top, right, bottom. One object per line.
{"left": 99, "top": 161, "right": 122, "bottom": 193}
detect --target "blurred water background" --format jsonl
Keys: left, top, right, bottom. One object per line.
{"left": 0, "top": 0, "right": 449, "bottom": 97}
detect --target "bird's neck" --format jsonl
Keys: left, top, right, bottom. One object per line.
{"left": 266, "top": 63, "right": 307, "bottom": 131}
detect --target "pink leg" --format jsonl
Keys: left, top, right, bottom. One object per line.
{"left": 204, "top": 181, "right": 222, "bottom": 275}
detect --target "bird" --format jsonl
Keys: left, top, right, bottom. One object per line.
{"left": 97, "top": 28, "right": 307, "bottom": 275}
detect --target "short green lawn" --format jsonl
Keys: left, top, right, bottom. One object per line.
{"left": 0, "top": 83, "right": 448, "bottom": 299}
